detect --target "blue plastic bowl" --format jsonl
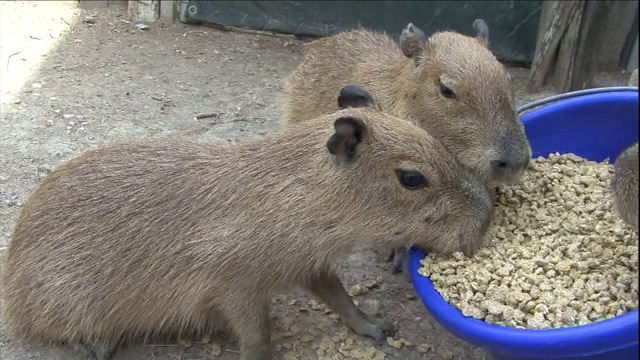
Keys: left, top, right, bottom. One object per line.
{"left": 410, "top": 87, "right": 639, "bottom": 360}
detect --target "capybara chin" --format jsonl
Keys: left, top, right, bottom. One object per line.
{"left": 283, "top": 20, "right": 531, "bottom": 186}
{"left": 1, "top": 86, "right": 493, "bottom": 360}
{"left": 611, "top": 142, "right": 639, "bottom": 230}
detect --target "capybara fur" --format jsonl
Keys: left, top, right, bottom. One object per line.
{"left": 1, "top": 87, "right": 494, "bottom": 360}
{"left": 611, "top": 142, "right": 639, "bottom": 231}
{"left": 283, "top": 20, "right": 531, "bottom": 186}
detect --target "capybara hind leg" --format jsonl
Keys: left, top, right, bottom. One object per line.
{"left": 227, "top": 303, "right": 273, "bottom": 360}
{"left": 73, "top": 341, "right": 118, "bottom": 360}
{"left": 306, "top": 270, "right": 397, "bottom": 343}
{"left": 387, "top": 246, "right": 412, "bottom": 282}
{"left": 388, "top": 246, "right": 405, "bottom": 273}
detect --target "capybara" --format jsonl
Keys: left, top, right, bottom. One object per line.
{"left": 283, "top": 20, "right": 531, "bottom": 185}
{"left": 1, "top": 86, "right": 494, "bottom": 360}
{"left": 611, "top": 142, "right": 639, "bottom": 230}
{"left": 282, "top": 20, "right": 531, "bottom": 276}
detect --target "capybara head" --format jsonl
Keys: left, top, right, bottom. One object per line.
{"left": 611, "top": 142, "right": 639, "bottom": 230}
{"left": 334, "top": 86, "right": 494, "bottom": 254}
{"left": 398, "top": 20, "right": 531, "bottom": 185}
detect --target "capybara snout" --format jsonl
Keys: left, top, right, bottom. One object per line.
{"left": 408, "top": 165, "right": 494, "bottom": 256}
{"left": 487, "top": 119, "right": 532, "bottom": 184}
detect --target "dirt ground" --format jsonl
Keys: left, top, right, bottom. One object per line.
{"left": 0, "top": 2, "right": 632, "bottom": 360}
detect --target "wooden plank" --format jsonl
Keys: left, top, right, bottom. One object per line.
{"left": 78, "top": 0, "right": 127, "bottom": 10}
{"left": 160, "top": 0, "right": 175, "bottom": 23}
{"left": 597, "top": 0, "right": 638, "bottom": 71}
{"left": 128, "top": 0, "right": 159, "bottom": 23}
{"left": 78, "top": 0, "right": 110, "bottom": 10}
{"left": 527, "top": 1, "right": 582, "bottom": 93}
{"left": 551, "top": 2, "right": 584, "bottom": 92}
{"left": 565, "top": 0, "right": 612, "bottom": 91}
{"left": 620, "top": 12, "right": 639, "bottom": 71}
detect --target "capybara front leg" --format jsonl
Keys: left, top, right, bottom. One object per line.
{"left": 387, "top": 246, "right": 412, "bottom": 282}
{"left": 306, "top": 270, "right": 397, "bottom": 343}
{"left": 73, "top": 341, "right": 118, "bottom": 360}
{"left": 227, "top": 302, "right": 273, "bottom": 360}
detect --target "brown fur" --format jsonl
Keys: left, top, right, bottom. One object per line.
{"left": 283, "top": 22, "right": 531, "bottom": 185}
{"left": 611, "top": 142, "right": 639, "bottom": 230}
{"left": 1, "top": 103, "right": 493, "bottom": 360}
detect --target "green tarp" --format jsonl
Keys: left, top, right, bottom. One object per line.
{"left": 179, "top": 0, "right": 542, "bottom": 65}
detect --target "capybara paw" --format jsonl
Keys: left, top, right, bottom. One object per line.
{"left": 387, "top": 247, "right": 407, "bottom": 274}
{"left": 373, "top": 319, "right": 397, "bottom": 344}
{"left": 72, "top": 341, "right": 117, "bottom": 360}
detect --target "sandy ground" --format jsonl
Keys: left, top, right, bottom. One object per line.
{"left": 0, "top": 2, "right": 632, "bottom": 360}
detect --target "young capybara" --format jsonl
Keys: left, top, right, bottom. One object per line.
{"left": 282, "top": 20, "right": 531, "bottom": 276}
{"left": 283, "top": 20, "right": 531, "bottom": 186}
{"left": 611, "top": 142, "right": 639, "bottom": 230}
{"left": 1, "top": 86, "right": 494, "bottom": 360}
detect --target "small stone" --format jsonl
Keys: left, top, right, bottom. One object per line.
{"left": 211, "top": 343, "right": 222, "bottom": 356}
{"left": 364, "top": 279, "right": 380, "bottom": 289}
{"left": 386, "top": 336, "right": 403, "bottom": 349}
{"left": 308, "top": 299, "right": 323, "bottom": 310}
{"left": 348, "top": 284, "right": 368, "bottom": 296}
{"left": 300, "top": 335, "right": 314, "bottom": 343}
{"left": 177, "top": 339, "right": 192, "bottom": 348}
{"left": 364, "top": 299, "right": 380, "bottom": 314}
{"left": 399, "top": 338, "right": 414, "bottom": 347}
{"left": 441, "top": 350, "right": 454, "bottom": 359}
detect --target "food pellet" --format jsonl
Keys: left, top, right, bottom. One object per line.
{"left": 419, "top": 153, "right": 638, "bottom": 329}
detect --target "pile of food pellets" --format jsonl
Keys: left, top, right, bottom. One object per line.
{"left": 419, "top": 153, "right": 639, "bottom": 330}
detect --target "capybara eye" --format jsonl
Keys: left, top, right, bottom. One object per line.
{"left": 395, "top": 169, "right": 428, "bottom": 189}
{"left": 438, "top": 79, "right": 457, "bottom": 100}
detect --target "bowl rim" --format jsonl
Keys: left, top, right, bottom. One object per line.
{"left": 515, "top": 86, "right": 638, "bottom": 117}
{"left": 410, "top": 87, "right": 640, "bottom": 357}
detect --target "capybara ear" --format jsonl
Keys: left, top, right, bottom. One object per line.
{"left": 400, "top": 22, "right": 427, "bottom": 61}
{"left": 472, "top": 19, "right": 490, "bottom": 48}
{"left": 338, "top": 85, "right": 375, "bottom": 109}
{"left": 326, "top": 116, "right": 367, "bottom": 162}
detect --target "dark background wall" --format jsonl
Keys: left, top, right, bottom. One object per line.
{"left": 179, "top": 0, "right": 543, "bottom": 65}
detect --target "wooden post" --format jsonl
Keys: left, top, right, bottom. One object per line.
{"left": 128, "top": 0, "right": 159, "bottom": 23}
{"left": 561, "top": 1, "right": 612, "bottom": 91}
{"left": 528, "top": 1, "right": 614, "bottom": 93}
{"left": 598, "top": 0, "right": 638, "bottom": 71}
{"left": 527, "top": 1, "right": 583, "bottom": 93}
{"left": 551, "top": 2, "right": 585, "bottom": 92}
{"left": 160, "top": 0, "right": 175, "bottom": 23}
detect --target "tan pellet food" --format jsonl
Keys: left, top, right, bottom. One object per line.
{"left": 419, "top": 153, "right": 639, "bottom": 329}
